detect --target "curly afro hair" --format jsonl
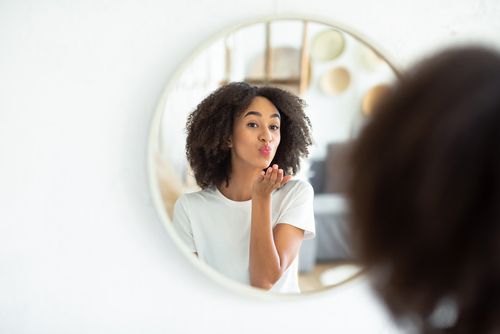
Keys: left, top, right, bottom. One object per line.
{"left": 185, "top": 82, "right": 312, "bottom": 189}
{"left": 348, "top": 46, "right": 500, "bottom": 334}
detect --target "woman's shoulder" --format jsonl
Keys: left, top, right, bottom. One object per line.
{"left": 280, "top": 178, "right": 314, "bottom": 196}
{"left": 176, "top": 187, "right": 217, "bottom": 205}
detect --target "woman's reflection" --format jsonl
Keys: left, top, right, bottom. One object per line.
{"left": 172, "top": 82, "right": 315, "bottom": 293}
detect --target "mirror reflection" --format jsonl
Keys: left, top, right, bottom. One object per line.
{"left": 152, "top": 18, "right": 399, "bottom": 293}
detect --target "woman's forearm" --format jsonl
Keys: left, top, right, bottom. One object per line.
{"left": 249, "top": 194, "right": 283, "bottom": 290}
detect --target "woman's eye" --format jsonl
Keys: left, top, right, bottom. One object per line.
{"left": 247, "top": 122, "right": 258, "bottom": 128}
{"left": 270, "top": 125, "right": 280, "bottom": 131}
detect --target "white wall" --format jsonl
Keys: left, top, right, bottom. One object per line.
{"left": 1, "top": 1, "right": 499, "bottom": 333}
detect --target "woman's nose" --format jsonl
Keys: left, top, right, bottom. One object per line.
{"left": 259, "top": 128, "right": 272, "bottom": 142}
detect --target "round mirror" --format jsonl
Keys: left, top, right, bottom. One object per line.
{"left": 149, "top": 17, "right": 399, "bottom": 295}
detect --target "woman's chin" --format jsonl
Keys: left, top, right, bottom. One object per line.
{"left": 252, "top": 160, "right": 271, "bottom": 170}
{"left": 249, "top": 155, "right": 275, "bottom": 170}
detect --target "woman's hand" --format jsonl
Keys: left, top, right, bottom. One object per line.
{"left": 252, "top": 164, "right": 292, "bottom": 198}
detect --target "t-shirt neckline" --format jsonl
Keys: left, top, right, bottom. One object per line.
{"left": 214, "top": 186, "right": 252, "bottom": 207}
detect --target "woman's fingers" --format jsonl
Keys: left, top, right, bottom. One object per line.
{"left": 276, "top": 169, "right": 284, "bottom": 185}
{"left": 263, "top": 167, "right": 272, "bottom": 182}
{"left": 270, "top": 165, "right": 285, "bottom": 189}
{"left": 258, "top": 165, "right": 290, "bottom": 191}
{"left": 269, "top": 165, "right": 279, "bottom": 184}
{"left": 254, "top": 164, "right": 294, "bottom": 193}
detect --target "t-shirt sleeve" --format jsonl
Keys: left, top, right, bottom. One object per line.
{"left": 172, "top": 195, "right": 197, "bottom": 252}
{"left": 276, "top": 180, "right": 316, "bottom": 240}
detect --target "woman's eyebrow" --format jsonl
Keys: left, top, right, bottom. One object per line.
{"left": 244, "top": 111, "right": 281, "bottom": 119}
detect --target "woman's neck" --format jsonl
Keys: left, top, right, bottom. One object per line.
{"left": 218, "top": 164, "right": 261, "bottom": 201}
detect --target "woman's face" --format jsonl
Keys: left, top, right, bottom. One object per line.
{"left": 230, "top": 96, "right": 281, "bottom": 171}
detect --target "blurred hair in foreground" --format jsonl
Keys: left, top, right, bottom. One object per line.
{"left": 348, "top": 46, "right": 500, "bottom": 333}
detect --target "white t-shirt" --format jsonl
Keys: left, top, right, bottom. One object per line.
{"left": 172, "top": 179, "right": 316, "bottom": 293}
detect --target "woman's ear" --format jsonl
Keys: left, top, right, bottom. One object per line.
{"left": 227, "top": 137, "right": 233, "bottom": 148}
